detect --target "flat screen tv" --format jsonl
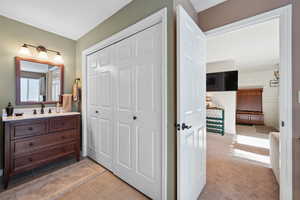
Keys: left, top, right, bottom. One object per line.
{"left": 206, "top": 71, "right": 238, "bottom": 92}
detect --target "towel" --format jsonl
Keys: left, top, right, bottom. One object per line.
{"left": 62, "top": 94, "right": 72, "bottom": 112}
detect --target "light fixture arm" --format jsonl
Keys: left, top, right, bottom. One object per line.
{"left": 24, "top": 43, "right": 60, "bottom": 54}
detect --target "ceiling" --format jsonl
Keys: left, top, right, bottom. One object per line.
{"left": 0, "top": 0, "right": 132, "bottom": 40}
{"left": 190, "top": 0, "right": 228, "bottom": 12}
{"left": 207, "top": 18, "right": 279, "bottom": 71}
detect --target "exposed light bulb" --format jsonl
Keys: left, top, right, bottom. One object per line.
{"left": 54, "top": 52, "right": 64, "bottom": 64}
{"left": 18, "top": 44, "right": 31, "bottom": 56}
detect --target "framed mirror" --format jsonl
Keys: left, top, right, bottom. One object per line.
{"left": 15, "top": 57, "right": 64, "bottom": 105}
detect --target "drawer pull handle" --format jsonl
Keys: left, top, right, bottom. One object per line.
{"left": 28, "top": 158, "right": 33, "bottom": 162}
{"left": 28, "top": 127, "right": 33, "bottom": 131}
{"left": 29, "top": 142, "right": 34, "bottom": 146}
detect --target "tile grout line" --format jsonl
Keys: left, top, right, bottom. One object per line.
{"left": 51, "top": 166, "right": 107, "bottom": 200}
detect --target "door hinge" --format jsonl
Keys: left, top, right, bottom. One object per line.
{"left": 176, "top": 123, "right": 181, "bottom": 131}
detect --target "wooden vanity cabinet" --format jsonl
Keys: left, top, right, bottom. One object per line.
{"left": 2, "top": 114, "right": 81, "bottom": 189}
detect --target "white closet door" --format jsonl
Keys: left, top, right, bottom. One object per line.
{"left": 87, "top": 23, "right": 162, "bottom": 199}
{"left": 113, "top": 36, "right": 135, "bottom": 181}
{"left": 133, "top": 23, "right": 162, "bottom": 199}
{"left": 87, "top": 116, "right": 98, "bottom": 159}
{"left": 87, "top": 53, "right": 98, "bottom": 160}
{"left": 95, "top": 47, "right": 114, "bottom": 170}
{"left": 113, "top": 23, "right": 162, "bottom": 199}
{"left": 87, "top": 47, "right": 114, "bottom": 170}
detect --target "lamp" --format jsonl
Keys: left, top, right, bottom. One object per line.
{"left": 18, "top": 44, "right": 31, "bottom": 56}
{"left": 36, "top": 45, "right": 48, "bottom": 60}
{"left": 54, "top": 52, "right": 64, "bottom": 64}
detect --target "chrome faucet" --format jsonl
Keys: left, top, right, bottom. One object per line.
{"left": 41, "top": 103, "right": 45, "bottom": 114}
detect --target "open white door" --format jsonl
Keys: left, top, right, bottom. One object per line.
{"left": 177, "top": 5, "right": 207, "bottom": 200}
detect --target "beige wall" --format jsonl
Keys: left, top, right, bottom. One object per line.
{"left": 198, "top": 0, "right": 300, "bottom": 199}
{"left": 0, "top": 15, "right": 76, "bottom": 168}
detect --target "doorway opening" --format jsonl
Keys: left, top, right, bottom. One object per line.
{"left": 200, "top": 5, "right": 292, "bottom": 200}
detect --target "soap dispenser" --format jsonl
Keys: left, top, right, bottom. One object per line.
{"left": 5, "top": 102, "right": 14, "bottom": 117}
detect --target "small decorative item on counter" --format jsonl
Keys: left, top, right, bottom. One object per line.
{"left": 33, "top": 109, "right": 37, "bottom": 115}
{"left": 48, "top": 108, "right": 52, "bottom": 114}
{"left": 15, "top": 113, "right": 23, "bottom": 117}
{"left": 5, "top": 102, "right": 14, "bottom": 117}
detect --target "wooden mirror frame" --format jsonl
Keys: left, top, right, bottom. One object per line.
{"left": 15, "top": 56, "right": 64, "bottom": 105}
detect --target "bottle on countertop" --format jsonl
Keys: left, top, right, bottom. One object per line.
{"left": 56, "top": 103, "right": 60, "bottom": 113}
{"left": 5, "top": 102, "right": 14, "bottom": 117}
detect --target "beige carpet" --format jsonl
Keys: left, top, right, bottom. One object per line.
{"left": 236, "top": 125, "right": 276, "bottom": 138}
{"left": 199, "top": 133, "right": 279, "bottom": 200}
{"left": 255, "top": 126, "right": 278, "bottom": 134}
{"left": 0, "top": 159, "right": 105, "bottom": 200}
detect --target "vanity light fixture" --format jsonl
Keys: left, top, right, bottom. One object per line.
{"left": 18, "top": 44, "right": 31, "bottom": 56}
{"left": 18, "top": 44, "right": 64, "bottom": 63}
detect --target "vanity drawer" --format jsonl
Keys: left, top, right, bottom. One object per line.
{"left": 13, "top": 143, "right": 76, "bottom": 173}
{"left": 49, "top": 116, "right": 78, "bottom": 132}
{"left": 11, "top": 120, "right": 47, "bottom": 140}
{"left": 13, "top": 130, "right": 78, "bottom": 156}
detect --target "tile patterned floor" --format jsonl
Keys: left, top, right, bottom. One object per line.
{"left": 59, "top": 171, "right": 149, "bottom": 200}
{"left": 0, "top": 158, "right": 148, "bottom": 200}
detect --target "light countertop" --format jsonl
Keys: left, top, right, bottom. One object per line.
{"left": 2, "top": 112, "right": 80, "bottom": 122}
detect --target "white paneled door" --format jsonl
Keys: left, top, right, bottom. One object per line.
{"left": 177, "top": 5, "right": 207, "bottom": 200}
{"left": 87, "top": 46, "right": 114, "bottom": 171}
{"left": 87, "top": 23, "right": 162, "bottom": 199}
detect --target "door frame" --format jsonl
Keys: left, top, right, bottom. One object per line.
{"left": 205, "top": 5, "right": 292, "bottom": 200}
{"left": 81, "top": 8, "right": 168, "bottom": 200}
